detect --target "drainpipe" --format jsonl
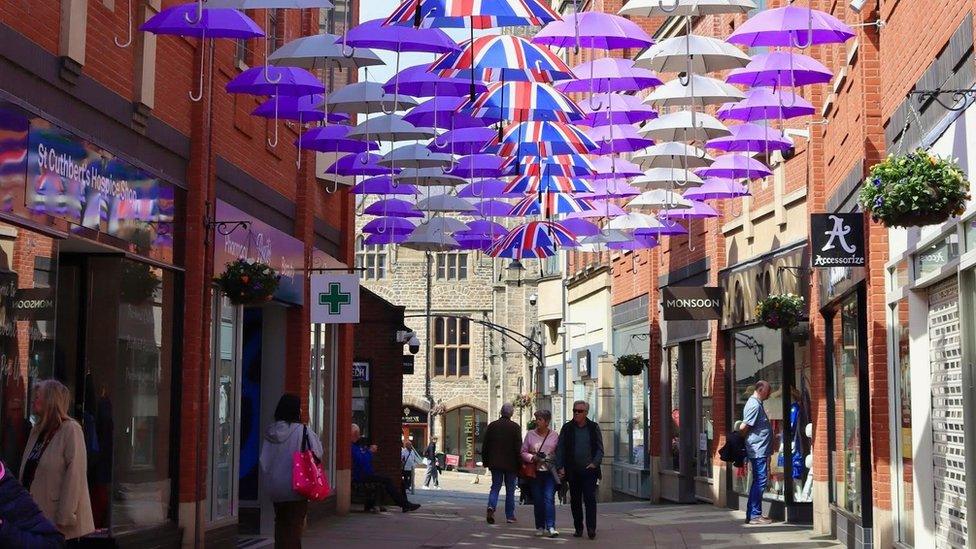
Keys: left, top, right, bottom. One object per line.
{"left": 561, "top": 253, "right": 570, "bottom": 424}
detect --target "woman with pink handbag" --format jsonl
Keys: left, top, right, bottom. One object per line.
{"left": 259, "top": 394, "right": 326, "bottom": 548}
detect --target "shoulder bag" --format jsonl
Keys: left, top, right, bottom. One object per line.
{"left": 292, "top": 426, "right": 331, "bottom": 501}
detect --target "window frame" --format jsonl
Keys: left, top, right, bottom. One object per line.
{"left": 433, "top": 316, "right": 471, "bottom": 377}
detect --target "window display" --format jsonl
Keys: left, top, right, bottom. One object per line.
{"left": 831, "top": 295, "right": 861, "bottom": 516}
{"left": 892, "top": 298, "right": 914, "bottom": 545}
{"left": 698, "top": 341, "right": 714, "bottom": 479}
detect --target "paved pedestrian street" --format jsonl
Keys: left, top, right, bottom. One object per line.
{"left": 304, "top": 472, "right": 840, "bottom": 548}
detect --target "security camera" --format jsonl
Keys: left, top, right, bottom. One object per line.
{"left": 396, "top": 330, "right": 416, "bottom": 344}
{"left": 408, "top": 335, "right": 420, "bottom": 355}
{"left": 849, "top": 0, "right": 867, "bottom": 14}
{"left": 528, "top": 293, "right": 538, "bottom": 306}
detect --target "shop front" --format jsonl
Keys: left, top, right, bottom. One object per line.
{"left": 610, "top": 295, "right": 650, "bottom": 499}
{"left": 0, "top": 100, "right": 184, "bottom": 545}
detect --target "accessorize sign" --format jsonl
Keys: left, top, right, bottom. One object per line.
{"left": 310, "top": 273, "right": 360, "bottom": 323}
{"left": 661, "top": 286, "right": 723, "bottom": 321}
{"left": 213, "top": 200, "right": 304, "bottom": 305}
{"left": 810, "top": 213, "right": 865, "bottom": 268}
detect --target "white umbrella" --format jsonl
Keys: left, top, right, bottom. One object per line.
{"left": 324, "top": 82, "right": 418, "bottom": 115}
{"left": 401, "top": 223, "right": 460, "bottom": 252}
{"left": 640, "top": 111, "right": 730, "bottom": 142}
{"left": 619, "top": 0, "right": 756, "bottom": 17}
{"left": 632, "top": 142, "right": 713, "bottom": 169}
{"left": 379, "top": 144, "right": 454, "bottom": 169}
{"left": 636, "top": 35, "right": 750, "bottom": 74}
{"left": 632, "top": 168, "right": 705, "bottom": 189}
{"left": 415, "top": 194, "right": 476, "bottom": 213}
{"left": 347, "top": 114, "right": 436, "bottom": 142}
{"left": 628, "top": 190, "right": 693, "bottom": 210}
{"left": 396, "top": 168, "right": 467, "bottom": 186}
{"left": 424, "top": 217, "right": 471, "bottom": 233}
{"left": 607, "top": 213, "right": 667, "bottom": 231}
{"left": 645, "top": 75, "right": 745, "bottom": 108}
{"left": 268, "top": 34, "right": 384, "bottom": 71}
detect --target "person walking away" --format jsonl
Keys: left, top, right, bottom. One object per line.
{"left": 20, "top": 379, "right": 94, "bottom": 545}
{"left": 0, "top": 459, "right": 64, "bottom": 547}
{"left": 351, "top": 425, "right": 421, "bottom": 513}
{"left": 481, "top": 403, "right": 522, "bottom": 525}
{"left": 259, "top": 394, "right": 323, "bottom": 548}
{"left": 521, "top": 410, "right": 559, "bottom": 538}
{"left": 400, "top": 441, "right": 422, "bottom": 495}
{"left": 422, "top": 436, "right": 440, "bottom": 489}
{"left": 555, "top": 400, "right": 603, "bottom": 540}
{"left": 740, "top": 380, "right": 774, "bottom": 525}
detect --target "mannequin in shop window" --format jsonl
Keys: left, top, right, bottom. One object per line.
{"left": 777, "top": 388, "right": 806, "bottom": 485}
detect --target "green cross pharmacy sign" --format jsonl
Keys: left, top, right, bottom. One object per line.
{"left": 310, "top": 274, "right": 359, "bottom": 324}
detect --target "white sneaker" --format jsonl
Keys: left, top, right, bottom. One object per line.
{"left": 535, "top": 529, "right": 546, "bottom": 537}
{"left": 547, "top": 528, "right": 559, "bottom": 538}
{"left": 435, "top": 486, "right": 442, "bottom": 490}
{"left": 421, "top": 486, "right": 430, "bottom": 490}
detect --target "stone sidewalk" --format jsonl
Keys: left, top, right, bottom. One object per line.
{"left": 303, "top": 472, "right": 841, "bottom": 548}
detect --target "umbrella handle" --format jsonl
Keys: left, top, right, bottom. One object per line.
{"left": 341, "top": 4, "right": 355, "bottom": 58}
{"left": 264, "top": 65, "right": 284, "bottom": 84}
{"left": 381, "top": 50, "right": 401, "bottom": 116}
{"left": 184, "top": 0, "right": 204, "bottom": 24}
{"left": 268, "top": 95, "right": 280, "bottom": 148}
{"left": 658, "top": 0, "right": 680, "bottom": 14}
{"left": 189, "top": 32, "right": 207, "bottom": 103}
{"left": 790, "top": 8, "right": 815, "bottom": 49}
{"left": 779, "top": 87, "right": 799, "bottom": 109}
{"left": 433, "top": 130, "right": 450, "bottom": 149}
{"left": 114, "top": 0, "right": 132, "bottom": 48}
{"left": 573, "top": 0, "right": 581, "bottom": 55}
{"left": 324, "top": 179, "right": 338, "bottom": 194}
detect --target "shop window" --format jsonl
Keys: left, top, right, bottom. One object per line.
{"left": 436, "top": 252, "right": 468, "bottom": 280}
{"left": 433, "top": 317, "right": 470, "bottom": 377}
{"left": 892, "top": 298, "right": 914, "bottom": 545}
{"left": 352, "top": 360, "right": 370, "bottom": 440}
{"left": 914, "top": 232, "right": 959, "bottom": 280}
{"left": 355, "top": 236, "right": 387, "bottom": 280}
{"left": 442, "top": 406, "right": 487, "bottom": 469}
{"left": 310, "top": 324, "right": 337, "bottom": 487}
{"left": 698, "top": 341, "right": 714, "bottom": 479}
{"left": 667, "top": 346, "right": 680, "bottom": 471}
{"left": 209, "top": 293, "right": 240, "bottom": 523}
{"left": 831, "top": 295, "right": 862, "bottom": 516}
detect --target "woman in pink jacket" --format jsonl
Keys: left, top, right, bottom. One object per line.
{"left": 521, "top": 409, "right": 560, "bottom": 538}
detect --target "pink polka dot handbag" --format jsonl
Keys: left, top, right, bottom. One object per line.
{"left": 293, "top": 426, "right": 331, "bottom": 501}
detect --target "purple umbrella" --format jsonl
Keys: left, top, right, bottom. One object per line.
{"left": 586, "top": 124, "right": 655, "bottom": 155}
{"left": 565, "top": 200, "right": 626, "bottom": 219}
{"left": 580, "top": 180, "right": 641, "bottom": 200}
{"left": 635, "top": 221, "right": 688, "bottom": 237}
{"left": 473, "top": 199, "right": 515, "bottom": 217}
{"left": 695, "top": 154, "right": 771, "bottom": 180}
{"left": 555, "top": 58, "right": 661, "bottom": 94}
{"left": 363, "top": 198, "right": 425, "bottom": 218}
{"left": 428, "top": 127, "right": 497, "bottom": 155}
{"left": 458, "top": 180, "right": 522, "bottom": 199}
{"left": 350, "top": 177, "right": 419, "bottom": 196}
{"left": 326, "top": 153, "right": 397, "bottom": 177}
{"left": 384, "top": 65, "right": 488, "bottom": 98}
{"left": 297, "top": 126, "right": 378, "bottom": 154}
{"left": 661, "top": 200, "right": 719, "bottom": 219}
{"left": 454, "top": 233, "right": 497, "bottom": 251}
{"left": 577, "top": 94, "right": 658, "bottom": 127}
{"left": 362, "top": 216, "right": 418, "bottom": 234}
{"left": 466, "top": 219, "right": 508, "bottom": 235}
{"left": 228, "top": 66, "right": 326, "bottom": 148}
{"left": 727, "top": 6, "right": 855, "bottom": 49}
{"left": 365, "top": 232, "right": 409, "bottom": 246}
{"left": 706, "top": 123, "right": 793, "bottom": 153}
{"left": 404, "top": 97, "right": 487, "bottom": 130}
{"left": 717, "top": 87, "right": 815, "bottom": 121}
{"left": 445, "top": 155, "right": 507, "bottom": 178}
{"left": 559, "top": 217, "right": 600, "bottom": 237}
{"left": 253, "top": 95, "right": 348, "bottom": 124}
{"left": 534, "top": 11, "right": 654, "bottom": 50}
{"left": 726, "top": 52, "right": 833, "bottom": 88}
{"left": 585, "top": 157, "right": 644, "bottom": 180}
{"left": 682, "top": 178, "right": 750, "bottom": 200}
{"left": 608, "top": 234, "right": 658, "bottom": 251}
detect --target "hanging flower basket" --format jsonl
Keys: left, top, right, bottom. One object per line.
{"left": 615, "top": 354, "right": 647, "bottom": 376}
{"left": 215, "top": 258, "right": 280, "bottom": 305}
{"left": 756, "top": 294, "right": 805, "bottom": 330}
{"left": 512, "top": 393, "right": 534, "bottom": 409}
{"left": 859, "top": 149, "right": 971, "bottom": 228}
{"left": 120, "top": 261, "right": 161, "bottom": 304}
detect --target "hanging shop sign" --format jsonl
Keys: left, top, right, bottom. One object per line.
{"left": 811, "top": 213, "right": 865, "bottom": 268}
{"left": 401, "top": 406, "right": 425, "bottom": 424}
{"left": 661, "top": 286, "right": 723, "bottom": 321}
{"left": 11, "top": 288, "right": 56, "bottom": 321}
{"left": 310, "top": 273, "right": 360, "bottom": 323}
{"left": 402, "top": 355, "right": 415, "bottom": 375}
{"left": 214, "top": 200, "right": 305, "bottom": 305}
{"left": 577, "top": 349, "right": 591, "bottom": 379}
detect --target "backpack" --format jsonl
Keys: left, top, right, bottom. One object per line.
{"left": 718, "top": 430, "right": 747, "bottom": 468}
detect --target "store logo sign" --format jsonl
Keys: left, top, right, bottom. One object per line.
{"left": 811, "top": 213, "right": 865, "bottom": 268}
{"left": 11, "top": 288, "right": 55, "bottom": 321}
{"left": 310, "top": 274, "right": 360, "bottom": 324}
{"left": 352, "top": 361, "right": 369, "bottom": 383}
{"left": 661, "top": 287, "right": 723, "bottom": 321}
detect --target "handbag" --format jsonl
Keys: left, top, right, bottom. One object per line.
{"left": 518, "top": 431, "right": 551, "bottom": 479}
{"left": 292, "top": 426, "right": 331, "bottom": 501}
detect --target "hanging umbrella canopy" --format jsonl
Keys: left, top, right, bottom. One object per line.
{"left": 379, "top": 144, "right": 455, "bottom": 169}
{"left": 619, "top": 0, "right": 756, "bottom": 17}
{"left": 682, "top": 177, "right": 750, "bottom": 200}
{"left": 363, "top": 198, "right": 425, "bottom": 218}
{"left": 227, "top": 66, "right": 325, "bottom": 96}
{"left": 140, "top": 5, "right": 265, "bottom": 38}
{"left": 325, "top": 82, "right": 419, "bottom": 115}
{"left": 565, "top": 200, "right": 627, "bottom": 219}
{"left": 402, "top": 223, "right": 460, "bottom": 252}
{"left": 727, "top": 6, "right": 855, "bottom": 48}
{"left": 706, "top": 123, "right": 793, "bottom": 153}
{"left": 268, "top": 34, "right": 384, "bottom": 70}
{"left": 636, "top": 35, "right": 750, "bottom": 74}
{"left": 487, "top": 121, "right": 596, "bottom": 156}
{"left": 466, "top": 219, "right": 508, "bottom": 235}
{"left": 632, "top": 168, "right": 705, "bottom": 189}
{"left": 632, "top": 142, "right": 714, "bottom": 169}
{"left": 365, "top": 232, "right": 409, "bottom": 245}
{"left": 404, "top": 96, "right": 487, "bottom": 130}
{"left": 577, "top": 94, "right": 658, "bottom": 127}
{"left": 504, "top": 174, "right": 594, "bottom": 194}
{"left": 384, "top": 0, "right": 561, "bottom": 29}
{"left": 396, "top": 168, "right": 468, "bottom": 186}
{"left": 428, "top": 127, "right": 497, "bottom": 155}
{"left": 726, "top": 51, "right": 833, "bottom": 88}
{"left": 445, "top": 155, "right": 507, "bottom": 178}
{"left": 716, "top": 87, "right": 815, "bottom": 121}
{"left": 430, "top": 34, "right": 575, "bottom": 83}
{"left": 586, "top": 124, "right": 655, "bottom": 155}
{"left": 639, "top": 111, "right": 730, "bottom": 142}
{"left": 362, "top": 216, "right": 418, "bottom": 234}
{"left": 459, "top": 81, "right": 585, "bottom": 123}
{"left": 423, "top": 217, "right": 471, "bottom": 233}
{"left": 253, "top": 94, "right": 330, "bottom": 122}
{"left": 204, "top": 0, "right": 333, "bottom": 6}
{"left": 559, "top": 217, "right": 600, "bottom": 237}
{"left": 645, "top": 74, "right": 746, "bottom": 108}
{"left": 695, "top": 153, "right": 771, "bottom": 179}
{"left": 580, "top": 179, "right": 641, "bottom": 199}
{"left": 661, "top": 200, "right": 720, "bottom": 218}
{"left": 585, "top": 157, "right": 644, "bottom": 180}
{"left": 609, "top": 234, "right": 658, "bottom": 251}
{"left": 487, "top": 220, "right": 577, "bottom": 259}
{"left": 509, "top": 194, "right": 594, "bottom": 216}
{"left": 607, "top": 212, "right": 668, "bottom": 231}
{"left": 297, "top": 126, "right": 379, "bottom": 153}
{"left": 385, "top": 65, "right": 488, "bottom": 98}
{"left": 415, "top": 194, "right": 477, "bottom": 213}
{"left": 472, "top": 199, "right": 515, "bottom": 217}
{"left": 458, "top": 179, "right": 521, "bottom": 199}
{"left": 454, "top": 232, "right": 499, "bottom": 250}
{"left": 325, "top": 152, "right": 395, "bottom": 177}
{"left": 533, "top": 11, "right": 655, "bottom": 50}
{"left": 628, "top": 190, "right": 693, "bottom": 211}
{"left": 351, "top": 177, "right": 420, "bottom": 196}
{"left": 344, "top": 18, "right": 459, "bottom": 54}
{"left": 580, "top": 228, "right": 634, "bottom": 246}
{"left": 347, "top": 114, "right": 437, "bottom": 142}
{"left": 507, "top": 154, "right": 597, "bottom": 178}
{"left": 556, "top": 58, "right": 661, "bottom": 94}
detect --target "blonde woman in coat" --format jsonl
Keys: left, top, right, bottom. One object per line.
{"left": 19, "top": 380, "right": 94, "bottom": 542}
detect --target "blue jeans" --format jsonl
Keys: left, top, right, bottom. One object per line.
{"left": 488, "top": 468, "right": 517, "bottom": 519}
{"left": 747, "top": 457, "right": 769, "bottom": 520}
{"left": 531, "top": 472, "right": 557, "bottom": 529}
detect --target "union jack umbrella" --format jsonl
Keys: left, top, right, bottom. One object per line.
{"left": 503, "top": 174, "right": 594, "bottom": 194}
{"left": 486, "top": 121, "right": 596, "bottom": 156}
{"left": 430, "top": 35, "right": 575, "bottom": 83}
{"left": 508, "top": 194, "right": 594, "bottom": 216}
{"left": 503, "top": 155, "right": 596, "bottom": 178}
{"left": 487, "top": 220, "right": 577, "bottom": 259}
{"left": 458, "top": 82, "right": 585, "bottom": 123}
{"left": 384, "top": 0, "right": 560, "bottom": 29}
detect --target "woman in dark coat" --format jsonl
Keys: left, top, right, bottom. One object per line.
{"left": 0, "top": 459, "right": 64, "bottom": 548}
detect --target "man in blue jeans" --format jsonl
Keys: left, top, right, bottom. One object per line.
{"left": 740, "top": 380, "right": 773, "bottom": 525}
{"left": 481, "top": 403, "right": 522, "bottom": 524}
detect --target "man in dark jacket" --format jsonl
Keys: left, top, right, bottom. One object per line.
{"left": 555, "top": 400, "right": 604, "bottom": 540}
{"left": 481, "top": 403, "right": 522, "bottom": 525}
{"left": 0, "top": 459, "right": 64, "bottom": 548}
